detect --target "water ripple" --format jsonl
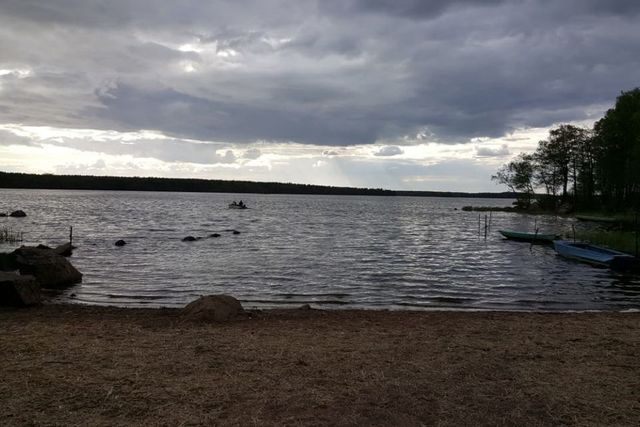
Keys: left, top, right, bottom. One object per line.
{"left": 2, "top": 189, "right": 640, "bottom": 310}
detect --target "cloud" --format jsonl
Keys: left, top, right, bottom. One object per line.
{"left": 0, "top": 129, "right": 36, "bottom": 146}
{"left": 0, "top": 0, "right": 638, "bottom": 154}
{"left": 242, "top": 148, "right": 261, "bottom": 159}
{"left": 475, "top": 144, "right": 510, "bottom": 157}
{"left": 375, "top": 146, "right": 404, "bottom": 156}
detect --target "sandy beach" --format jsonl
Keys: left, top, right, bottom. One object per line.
{"left": 1, "top": 304, "right": 639, "bottom": 426}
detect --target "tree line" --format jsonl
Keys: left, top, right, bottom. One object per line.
{"left": 0, "top": 172, "right": 393, "bottom": 196}
{"left": 492, "top": 88, "right": 640, "bottom": 212}
{"left": 0, "top": 171, "right": 518, "bottom": 198}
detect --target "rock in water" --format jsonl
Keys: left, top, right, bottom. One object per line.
{"left": 0, "top": 272, "right": 41, "bottom": 306}
{"left": 232, "top": 230, "right": 241, "bottom": 235}
{"left": 12, "top": 246, "right": 82, "bottom": 289}
{"left": 182, "top": 295, "right": 245, "bottom": 322}
{"left": 182, "top": 236, "right": 198, "bottom": 242}
{"left": 9, "top": 210, "right": 26, "bottom": 217}
{"left": 115, "top": 240, "right": 126, "bottom": 247}
{"left": 209, "top": 233, "right": 221, "bottom": 238}
{"left": 54, "top": 242, "right": 74, "bottom": 256}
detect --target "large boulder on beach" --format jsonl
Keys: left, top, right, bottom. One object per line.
{"left": 182, "top": 295, "right": 245, "bottom": 322}
{"left": 0, "top": 272, "right": 40, "bottom": 306}
{"left": 9, "top": 210, "right": 27, "bottom": 218}
{"left": 12, "top": 246, "right": 82, "bottom": 289}
{"left": 0, "top": 252, "right": 18, "bottom": 271}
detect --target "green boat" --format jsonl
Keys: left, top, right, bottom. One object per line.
{"left": 575, "top": 215, "right": 619, "bottom": 224}
{"left": 498, "top": 229, "right": 560, "bottom": 244}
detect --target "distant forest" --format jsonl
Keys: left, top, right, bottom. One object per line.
{"left": 0, "top": 172, "right": 517, "bottom": 199}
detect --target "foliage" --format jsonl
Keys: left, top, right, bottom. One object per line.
{"left": 0, "top": 226, "right": 23, "bottom": 244}
{"left": 494, "top": 87, "right": 640, "bottom": 212}
{"left": 593, "top": 88, "right": 640, "bottom": 209}
{"left": 574, "top": 230, "right": 638, "bottom": 256}
{"left": 491, "top": 153, "right": 535, "bottom": 207}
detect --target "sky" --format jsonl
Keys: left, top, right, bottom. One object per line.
{"left": 0, "top": 0, "right": 639, "bottom": 192}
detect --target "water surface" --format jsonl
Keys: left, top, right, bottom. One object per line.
{"left": 2, "top": 189, "right": 639, "bottom": 310}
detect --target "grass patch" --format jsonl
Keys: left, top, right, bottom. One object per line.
{"left": 0, "top": 226, "right": 24, "bottom": 244}
{"left": 575, "top": 229, "right": 639, "bottom": 255}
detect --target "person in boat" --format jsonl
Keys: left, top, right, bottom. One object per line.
{"left": 238, "top": 200, "right": 245, "bottom": 208}
{"left": 230, "top": 201, "right": 238, "bottom": 206}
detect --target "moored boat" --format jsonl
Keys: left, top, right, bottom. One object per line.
{"left": 498, "top": 229, "right": 559, "bottom": 244}
{"left": 553, "top": 240, "right": 636, "bottom": 270}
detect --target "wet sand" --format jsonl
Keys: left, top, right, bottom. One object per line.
{"left": 1, "top": 305, "right": 639, "bottom": 426}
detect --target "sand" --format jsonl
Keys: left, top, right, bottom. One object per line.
{"left": 1, "top": 304, "right": 639, "bottom": 426}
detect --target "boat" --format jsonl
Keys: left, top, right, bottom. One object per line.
{"left": 553, "top": 240, "right": 636, "bottom": 270}
{"left": 228, "top": 202, "right": 248, "bottom": 209}
{"left": 498, "top": 229, "right": 559, "bottom": 244}
{"left": 575, "top": 215, "right": 619, "bottom": 224}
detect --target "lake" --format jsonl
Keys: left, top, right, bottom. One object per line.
{"left": 1, "top": 189, "right": 639, "bottom": 311}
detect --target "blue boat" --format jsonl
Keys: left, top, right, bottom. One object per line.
{"left": 553, "top": 240, "right": 636, "bottom": 270}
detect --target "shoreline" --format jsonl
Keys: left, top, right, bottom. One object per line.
{"left": 2, "top": 304, "right": 639, "bottom": 426}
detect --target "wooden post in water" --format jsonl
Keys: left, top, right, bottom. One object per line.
{"left": 489, "top": 211, "right": 492, "bottom": 232}
{"left": 635, "top": 211, "right": 638, "bottom": 258}
{"left": 484, "top": 215, "right": 488, "bottom": 240}
{"left": 572, "top": 224, "right": 576, "bottom": 243}
{"left": 478, "top": 214, "right": 481, "bottom": 237}
{"left": 69, "top": 226, "right": 73, "bottom": 246}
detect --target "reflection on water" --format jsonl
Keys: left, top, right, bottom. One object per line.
{"left": 1, "top": 189, "right": 639, "bottom": 310}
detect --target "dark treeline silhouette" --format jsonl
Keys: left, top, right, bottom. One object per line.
{"left": 0, "top": 171, "right": 518, "bottom": 199}
{"left": 0, "top": 172, "right": 392, "bottom": 196}
{"left": 492, "top": 88, "right": 640, "bottom": 212}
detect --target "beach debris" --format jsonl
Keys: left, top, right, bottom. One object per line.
{"left": 182, "top": 295, "right": 245, "bottom": 322}
{"left": 182, "top": 236, "right": 200, "bottom": 242}
{"left": 11, "top": 246, "right": 82, "bottom": 289}
{"left": 9, "top": 210, "right": 27, "bottom": 218}
{"left": 209, "top": 233, "right": 221, "bottom": 238}
{"left": 115, "top": 239, "right": 127, "bottom": 247}
{"left": 0, "top": 271, "right": 41, "bottom": 307}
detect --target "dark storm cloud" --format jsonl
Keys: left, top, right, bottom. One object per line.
{"left": 1, "top": 0, "right": 639, "bottom": 150}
